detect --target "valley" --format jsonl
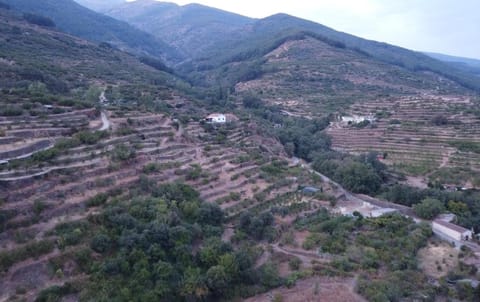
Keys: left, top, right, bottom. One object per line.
{"left": 0, "top": 1, "right": 480, "bottom": 301}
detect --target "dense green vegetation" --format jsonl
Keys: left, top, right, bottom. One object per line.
{"left": 312, "top": 152, "right": 386, "bottom": 194}
{"left": 449, "top": 141, "right": 480, "bottom": 154}
{"left": 381, "top": 185, "right": 480, "bottom": 231}
{"left": 22, "top": 13, "right": 55, "bottom": 27}
{"left": 413, "top": 198, "right": 445, "bottom": 219}
{"left": 0, "top": 240, "right": 55, "bottom": 271}
{"left": 76, "top": 182, "right": 282, "bottom": 301}
{"left": 295, "top": 210, "right": 435, "bottom": 300}
{"left": 0, "top": 8, "right": 195, "bottom": 122}
{"left": 106, "top": 0, "right": 252, "bottom": 60}
{"left": 277, "top": 117, "right": 331, "bottom": 160}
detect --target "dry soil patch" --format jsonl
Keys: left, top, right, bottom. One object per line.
{"left": 418, "top": 241, "right": 459, "bottom": 278}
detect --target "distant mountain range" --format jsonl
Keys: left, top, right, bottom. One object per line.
{"left": 74, "top": 0, "right": 125, "bottom": 12}
{"left": 106, "top": 0, "right": 253, "bottom": 59}
{"left": 98, "top": 0, "right": 480, "bottom": 91}
{"left": 3, "top": 0, "right": 480, "bottom": 92}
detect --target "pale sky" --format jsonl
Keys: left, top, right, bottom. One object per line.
{"left": 134, "top": 0, "right": 480, "bottom": 60}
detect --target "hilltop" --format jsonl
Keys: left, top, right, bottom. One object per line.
{"left": 105, "top": 2, "right": 480, "bottom": 93}
{"left": 106, "top": 0, "right": 254, "bottom": 59}
{"left": 74, "top": 0, "right": 125, "bottom": 12}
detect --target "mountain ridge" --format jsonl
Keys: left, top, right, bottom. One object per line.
{"left": 425, "top": 52, "right": 480, "bottom": 77}
{"left": 103, "top": 1, "right": 480, "bottom": 91}
{"left": 3, "top": 0, "right": 183, "bottom": 63}
{"left": 105, "top": 0, "right": 254, "bottom": 59}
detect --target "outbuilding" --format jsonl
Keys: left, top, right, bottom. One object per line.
{"left": 205, "top": 113, "right": 226, "bottom": 124}
{"left": 300, "top": 186, "right": 320, "bottom": 195}
{"left": 432, "top": 219, "right": 472, "bottom": 242}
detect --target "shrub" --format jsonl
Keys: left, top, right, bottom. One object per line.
{"left": 243, "top": 95, "right": 264, "bottom": 109}
{"left": 353, "top": 120, "right": 370, "bottom": 128}
{"left": 1, "top": 106, "right": 22, "bottom": 116}
{"left": 110, "top": 144, "right": 136, "bottom": 162}
{"left": 33, "top": 200, "right": 47, "bottom": 216}
{"left": 75, "top": 130, "right": 108, "bottom": 145}
{"left": 185, "top": 164, "right": 203, "bottom": 181}
{"left": 90, "top": 234, "right": 111, "bottom": 253}
{"left": 449, "top": 141, "right": 480, "bottom": 154}
{"left": 288, "top": 257, "right": 301, "bottom": 270}
{"left": 36, "top": 282, "right": 78, "bottom": 302}
{"left": 0, "top": 240, "right": 54, "bottom": 271}
{"left": 413, "top": 198, "right": 445, "bottom": 219}
{"left": 139, "top": 56, "right": 172, "bottom": 73}
{"left": 143, "top": 163, "right": 159, "bottom": 174}
{"left": 31, "top": 147, "right": 59, "bottom": 162}
{"left": 272, "top": 293, "right": 284, "bottom": 302}
{"left": 86, "top": 193, "right": 108, "bottom": 207}
{"left": 23, "top": 13, "right": 56, "bottom": 27}
{"left": 431, "top": 114, "right": 448, "bottom": 126}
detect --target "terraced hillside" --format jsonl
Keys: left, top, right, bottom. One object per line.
{"left": 234, "top": 36, "right": 472, "bottom": 117}
{"left": 2, "top": 3, "right": 480, "bottom": 301}
{"left": 327, "top": 95, "right": 480, "bottom": 187}
{"left": 0, "top": 104, "right": 334, "bottom": 299}
{"left": 0, "top": 8, "right": 333, "bottom": 300}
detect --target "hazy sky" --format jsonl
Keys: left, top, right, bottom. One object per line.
{"left": 137, "top": 0, "right": 480, "bottom": 59}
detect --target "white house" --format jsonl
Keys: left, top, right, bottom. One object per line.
{"left": 341, "top": 114, "right": 375, "bottom": 124}
{"left": 432, "top": 219, "right": 472, "bottom": 242}
{"left": 205, "top": 113, "right": 226, "bottom": 124}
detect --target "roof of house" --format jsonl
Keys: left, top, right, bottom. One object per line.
{"left": 301, "top": 186, "right": 320, "bottom": 193}
{"left": 370, "top": 208, "right": 397, "bottom": 215}
{"left": 433, "top": 219, "right": 471, "bottom": 234}
{"left": 206, "top": 113, "right": 225, "bottom": 119}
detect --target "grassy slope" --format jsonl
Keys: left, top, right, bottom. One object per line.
{"left": 106, "top": 0, "right": 254, "bottom": 59}
{"left": 106, "top": 3, "right": 480, "bottom": 91}
{"left": 215, "top": 14, "right": 480, "bottom": 91}
{"left": 2, "top": 0, "right": 183, "bottom": 63}
{"left": 425, "top": 52, "right": 480, "bottom": 78}
{"left": 0, "top": 7, "right": 190, "bottom": 118}
{"left": 232, "top": 36, "right": 470, "bottom": 114}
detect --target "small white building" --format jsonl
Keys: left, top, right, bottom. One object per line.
{"left": 341, "top": 114, "right": 375, "bottom": 124}
{"left": 205, "top": 113, "right": 226, "bottom": 124}
{"left": 432, "top": 219, "right": 472, "bottom": 242}
{"left": 370, "top": 208, "right": 398, "bottom": 218}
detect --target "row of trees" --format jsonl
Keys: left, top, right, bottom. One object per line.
{"left": 381, "top": 185, "right": 480, "bottom": 230}
{"left": 312, "top": 152, "right": 386, "bottom": 194}
{"left": 277, "top": 116, "right": 331, "bottom": 160}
